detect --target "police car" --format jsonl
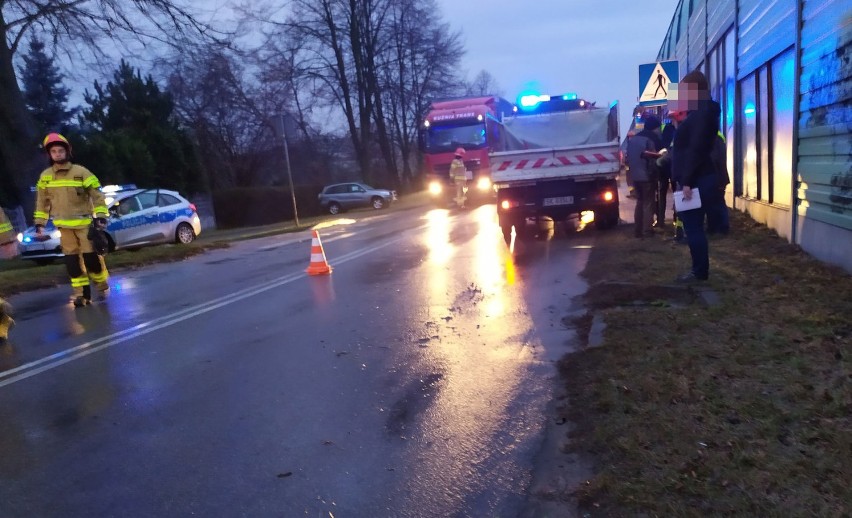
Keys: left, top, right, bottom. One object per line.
{"left": 18, "top": 186, "right": 202, "bottom": 265}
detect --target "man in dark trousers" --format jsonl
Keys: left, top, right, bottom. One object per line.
{"left": 670, "top": 71, "right": 722, "bottom": 282}
{"left": 656, "top": 119, "right": 677, "bottom": 229}
{"left": 626, "top": 114, "right": 663, "bottom": 237}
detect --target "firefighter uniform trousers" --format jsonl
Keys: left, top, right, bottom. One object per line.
{"left": 454, "top": 179, "right": 466, "bottom": 208}
{"left": 60, "top": 226, "right": 109, "bottom": 298}
{"left": 0, "top": 298, "right": 13, "bottom": 341}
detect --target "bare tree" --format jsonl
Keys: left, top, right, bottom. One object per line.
{"left": 162, "top": 44, "right": 273, "bottom": 189}
{"left": 379, "top": 0, "right": 463, "bottom": 186}
{"left": 465, "top": 69, "right": 503, "bottom": 97}
{"left": 0, "top": 1, "right": 221, "bottom": 210}
{"left": 263, "top": 0, "right": 406, "bottom": 186}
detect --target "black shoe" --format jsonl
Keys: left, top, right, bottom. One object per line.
{"left": 73, "top": 296, "right": 92, "bottom": 307}
{"left": 675, "top": 271, "right": 708, "bottom": 283}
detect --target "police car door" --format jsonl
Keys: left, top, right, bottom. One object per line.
{"left": 118, "top": 190, "right": 163, "bottom": 246}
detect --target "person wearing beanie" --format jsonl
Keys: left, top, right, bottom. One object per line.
{"left": 626, "top": 114, "right": 663, "bottom": 237}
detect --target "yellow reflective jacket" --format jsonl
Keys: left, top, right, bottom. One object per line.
{"left": 449, "top": 158, "right": 467, "bottom": 182}
{"left": 0, "top": 207, "right": 15, "bottom": 244}
{"left": 33, "top": 163, "right": 108, "bottom": 229}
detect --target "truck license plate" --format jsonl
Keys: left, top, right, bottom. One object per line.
{"left": 543, "top": 196, "right": 573, "bottom": 207}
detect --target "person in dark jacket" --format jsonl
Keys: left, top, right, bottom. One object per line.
{"left": 656, "top": 110, "right": 688, "bottom": 242}
{"left": 670, "top": 70, "right": 722, "bottom": 282}
{"left": 626, "top": 114, "right": 663, "bottom": 237}
{"left": 656, "top": 120, "right": 677, "bottom": 228}
{"left": 706, "top": 132, "right": 731, "bottom": 235}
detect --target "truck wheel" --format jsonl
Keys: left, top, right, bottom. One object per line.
{"left": 500, "top": 223, "right": 512, "bottom": 243}
{"left": 594, "top": 207, "right": 619, "bottom": 230}
{"left": 512, "top": 217, "right": 528, "bottom": 240}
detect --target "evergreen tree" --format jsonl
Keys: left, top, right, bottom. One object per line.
{"left": 18, "top": 37, "right": 76, "bottom": 134}
{"left": 77, "top": 61, "right": 204, "bottom": 194}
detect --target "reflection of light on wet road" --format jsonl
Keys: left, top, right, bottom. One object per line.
{"left": 576, "top": 210, "right": 595, "bottom": 232}
{"left": 406, "top": 204, "right": 538, "bottom": 513}
{"left": 423, "top": 209, "right": 453, "bottom": 266}
{"left": 312, "top": 218, "right": 357, "bottom": 231}
{"left": 104, "top": 275, "right": 147, "bottom": 324}
{"left": 473, "top": 207, "right": 515, "bottom": 317}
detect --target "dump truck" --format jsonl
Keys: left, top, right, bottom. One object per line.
{"left": 491, "top": 95, "right": 621, "bottom": 240}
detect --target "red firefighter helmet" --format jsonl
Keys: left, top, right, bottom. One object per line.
{"left": 454, "top": 147, "right": 466, "bottom": 157}
{"left": 42, "top": 133, "right": 72, "bottom": 154}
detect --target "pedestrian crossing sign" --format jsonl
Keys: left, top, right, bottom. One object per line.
{"left": 638, "top": 60, "right": 679, "bottom": 106}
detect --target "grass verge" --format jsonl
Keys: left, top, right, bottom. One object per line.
{"left": 560, "top": 211, "right": 851, "bottom": 516}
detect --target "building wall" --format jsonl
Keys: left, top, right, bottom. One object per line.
{"left": 656, "top": 0, "right": 852, "bottom": 273}
{"left": 796, "top": 0, "right": 852, "bottom": 269}
{"left": 688, "top": 0, "right": 708, "bottom": 70}
{"left": 737, "top": 0, "right": 797, "bottom": 79}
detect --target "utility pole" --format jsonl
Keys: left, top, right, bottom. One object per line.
{"left": 274, "top": 114, "right": 300, "bottom": 228}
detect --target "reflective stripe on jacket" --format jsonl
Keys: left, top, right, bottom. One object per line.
{"left": 34, "top": 163, "right": 108, "bottom": 228}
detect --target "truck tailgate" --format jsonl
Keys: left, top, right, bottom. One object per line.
{"left": 491, "top": 143, "right": 620, "bottom": 184}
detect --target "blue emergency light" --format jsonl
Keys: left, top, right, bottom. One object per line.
{"left": 562, "top": 93, "right": 578, "bottom": 100}
{"left": 519, "top": 94, "right": 551, "bottom": 108}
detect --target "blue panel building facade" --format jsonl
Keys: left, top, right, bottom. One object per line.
{"left": 656, "top": 0, "right": 852, "bottom": 273}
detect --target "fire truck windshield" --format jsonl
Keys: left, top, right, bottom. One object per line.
{"left": 425, "top": 123, "right": 486, "bottom": 153}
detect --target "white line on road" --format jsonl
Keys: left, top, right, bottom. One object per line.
{"left": 0, "top": 231, "right": 415, "bottom": 389}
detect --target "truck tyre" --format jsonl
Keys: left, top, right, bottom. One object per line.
{"left": 500, "top": 223, "right": 512, "bottom": 243}
{"left": 594, "top": 207, "right": 619, "bottom": 230}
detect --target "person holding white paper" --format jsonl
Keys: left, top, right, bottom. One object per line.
{"left": 669, "top": 71, "right": 722, "bottom": 282}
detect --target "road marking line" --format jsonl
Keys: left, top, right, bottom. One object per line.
{"left": 0, "top": 231, "right": 415, "bottom": 389}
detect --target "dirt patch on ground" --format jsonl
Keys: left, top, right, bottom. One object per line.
{"left": 553, "top": 212, "right": 851, "bottom": 516}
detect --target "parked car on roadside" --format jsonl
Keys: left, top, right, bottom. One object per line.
{"left": 318, "top": 182, "right": 397, "bottom": 215}
{"left": 17, "top": 188, "right": 202, "bottom": 265}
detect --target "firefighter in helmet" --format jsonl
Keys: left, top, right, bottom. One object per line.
{"left": 449, "top": 147, "right": 468, "bottom": 208}
{"left": 34, "top": 133, "right": 111, "bottom": 307}
{"left": 0, "top": 208, "right": 16, "bottom": 340}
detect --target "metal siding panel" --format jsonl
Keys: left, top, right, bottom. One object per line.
{"left": 689, "top": 0, "right": 707, "bottom": 69}
{"left": 708, "top": 0, "right": 736, "bottom": 48}
{"left": 797, "top": 1, "right": 852, "bottom": 231}
{"left": 677, "top": 33, "right": 690, "bottom": 77}
{"left": 738, "top": 0, "right": 797, "bottom": 79}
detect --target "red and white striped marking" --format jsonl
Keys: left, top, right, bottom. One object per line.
{"left": 496, "top": 152, "right": 619, "bottom": 171}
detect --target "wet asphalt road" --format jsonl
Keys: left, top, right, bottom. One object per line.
{"left": 0, "top": 204, "right": 595, "bottom": 517}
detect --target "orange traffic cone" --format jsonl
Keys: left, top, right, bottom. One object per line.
{"left": 305, "top": 230, "right": 333, "bottom": 275}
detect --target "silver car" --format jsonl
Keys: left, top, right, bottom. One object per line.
{"left": 17, "top": 188, "right": 202, "bottom": 265}
{"left": 318, "top": 182, "right": 397, "bottom": 215}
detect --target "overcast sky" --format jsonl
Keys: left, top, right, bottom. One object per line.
{"left": 436, "top": 0, "right": 680, "bottom": 134}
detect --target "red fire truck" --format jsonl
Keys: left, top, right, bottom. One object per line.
{"left": 421, "top": 96, "right": 514, "bottom": 206}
